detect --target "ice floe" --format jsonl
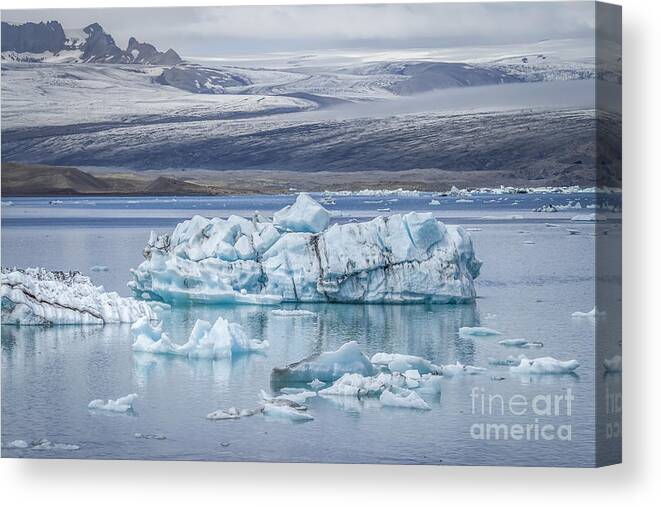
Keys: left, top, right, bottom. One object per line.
{"left": 129, "top": 194, "right": 481, "bottom": 305}
{"left": 379, "top": 387, "right": 431, "bottom": 410}
{"left": 271, "top": 309, "right": 316, "bottom": 317}
{"left": 88, "top": 393, "right": 138, "bottom": 413}
{"left": 510, "top": 355, "right": 580, "bottom": 374}
{"left": 2, "top": 438, "right": 80, "bottom": 451}
{"left": 262, "top": 402, "right": 314, "bottom": 421}
{"left": 272, "top": 341, "right": 374, "bottom": 383}
{"left": 370, "top": 352, "right": 441, "bottom": 374}
{"left": 571, "top": 307, "right": 604, "bottom": 318}
{"left": 459, "top": 326, "right": 502, "bottom": 336}
{"left": 207, "top": 407, "right": 263, "bottom": 420}
{"left": 1, "top": 267, "right": 157, "bottom": 326}
{"left": 131, "top": 315, "right": 268, "bottom": 359}
{"left": 133, "top": 432, "right": 167, "bottom": 440}
{"left": 571, "top": 213, "right": 606, "bottom": 222}
{"left": 440, "top": 362, "right": 487, "bottom": 377}
{"left": 498, "top": 339, "right": 543, "bottom": 348}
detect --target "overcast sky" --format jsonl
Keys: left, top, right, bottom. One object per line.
{"left": 2, "top": 3, "right": 596, "bottom": 56}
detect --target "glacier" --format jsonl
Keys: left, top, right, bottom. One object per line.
{"left": 1, "top": 267, "right": 158, "bottom": 326}
{"left": 129, "top": 194, "right": 481, "bottom": 305}
{"left": 131, "top": 315, "right": 268, "bottom": 359}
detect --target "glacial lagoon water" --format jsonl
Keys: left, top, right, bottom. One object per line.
{"left": 1, "top": 193, "right": 621, "bottom": 465}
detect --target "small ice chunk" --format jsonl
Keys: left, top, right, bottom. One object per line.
{"left": 4, "top": 439, "right": 29, "bottom": 449}
{"left": 379, "top": 388, "right": 431, "bottom": 410}
{"left": 262, "top": 403, "right": 314, "bottom": 421}
{"left": 131, "top": 316, "right": 268, "bottom": 359}
{"left": 429, "top": 199, "right": 441, "bottom": 205}
{"left": 30, "top": 438, "right": 80, "bottom": 450}
{"left": 510, "top": 355, "right": 580, "bottom": 374}
{"left": 88, "top": 393, "right": 138, "bottom": 413}
{"left": 133, "top": 432, "right": 167, "bottom": 439}
{"left": 459, "top": 326, "right": 502, "bottom": 336}
{"left": 308, "top": 379, "right": 326, "bottom": 389}
{"left": 271, "top": 309, "right": 316, "bottom": 317}
{"left": 604, "top": 355, "right": 622, "bottom": 373}
{"left": 571, "top": 307, "right": 604, "bottom": 318}
{"left": 571, "top": 213, "right": 606, "bottom": 221}
{"left": 319, "top": 372, "right": 397, "bottom": 397}
{"left": 273, "top": 193, "right": 330, "bottom": 233}
{"left": 275, "top": 389, "right": 317, "bottom": 404}
{"left": 272, "top": 341, "right": 374, "bottom": 383}
{"left": 498, "top": 339, "right": 543, "bottom": 348}
{"left": 206, "top": 407, "right": 263, "bottom": 420}
{"left": 370, "top": 352, "right": 441, "bottom": 374}
{"left": 441, "top": 362, "right": 486, "bottom": 377}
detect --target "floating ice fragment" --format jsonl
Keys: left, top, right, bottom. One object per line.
{"left": 510, "top": 355, "right": 580, "bottom": 374}
{"left": 429, "top": 199, "right": 441, "bottom": 206}
{"left": 30, "top": 438, "right": 80, "bottom": 450}
{"left": 379, "top": 387, "right": 431, "bottom": 410}
{"left": 133, "top": 432, "right": 167, "bottom": 440}
{"left": 206, "top": 407, "right": 263, "bottom": 420}
{"left": 271, "top": 309, "right": 316, "bottom": 317}
{"left": 272, "top": 341, "right": 374, "bottom": 383}
{"left": 262, "top": 403, "right": 314, "bottom": 421}
{"left": 498, "top": 339, "right": 543, "bottom": 348}
{"left": 370, "top": 352, "right": 441, "bottom": 374}
{"left": 571, "top": 213, "right": 606, "bottom": 222}
{"left": 571, "top": 307, "right": 604, "bottom": 318}
{"left": 4, "top": 440, "right": 28, "bottom": 449}
{"left": 131, "top": 315, "right": 268, "bottom": 359}
{"left": 88, "top": 393, "right": 138, "bottom": 413}
{"left": 440, "top": 362, "right": 486, "bottom": 377}
{"left": 459, "top": 326, "right": 502, "bottom": 336}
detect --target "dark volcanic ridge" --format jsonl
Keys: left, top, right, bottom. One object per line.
{"left": 1, "top": 20, "right": 181, "bottom": 65}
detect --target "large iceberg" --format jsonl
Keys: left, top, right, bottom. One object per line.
{"left": 129, "top": 194, "right": 481, "bottom": 305}
{"left": 131, "top": 315, "right": 268, "bottom": 359}
{"left": 1, "top": 268, "right": 157, "bottom": 326}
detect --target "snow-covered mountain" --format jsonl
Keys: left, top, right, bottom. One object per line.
{"left": 0, "top": 20, "right": 621, "bottom": 186}
{"left": 1, "top": 21, "right": 182, "bottom": 65}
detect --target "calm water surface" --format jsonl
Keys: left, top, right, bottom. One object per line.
{"left": 1, "top": 193, "right": 621, "bottom": 465}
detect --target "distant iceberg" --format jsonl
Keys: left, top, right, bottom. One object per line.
{"left": 131, "top": 315, "right": 268, "bottom": 359}
{"left": 129, "top": 193, "right": 481, "bottom": 305}
{"left": 1, "top": 267, "right": 157, "bottom": 326}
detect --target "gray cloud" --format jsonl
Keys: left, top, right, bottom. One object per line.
{"left": 2, "top": 3, "right": 595, "bottom": 55}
